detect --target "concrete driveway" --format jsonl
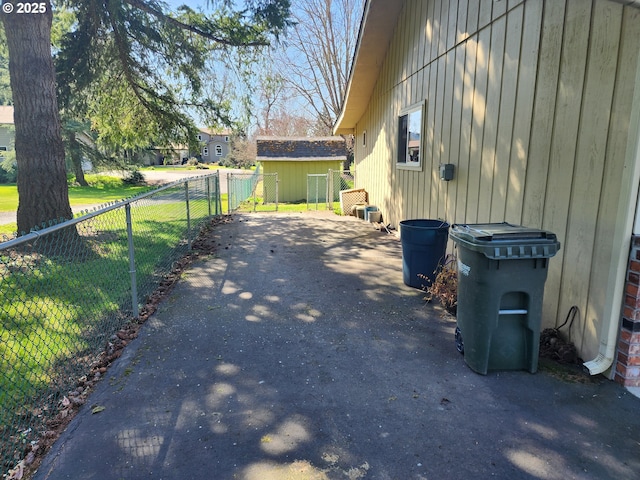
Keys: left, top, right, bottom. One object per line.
{"left": 32, "top": 212, "right": 640, "bottom": 480}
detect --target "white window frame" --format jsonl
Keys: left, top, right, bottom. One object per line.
{"left": 396, "top": 101, "right": 425, "bottom": 171}
{"left": 215, "top": 145, "right": 223, "bottom": 156}
{"left": 203, "top": 147, "right": 209, "bottom": 157}
{"left": 197, "top": 134, "right": 203, "bottom": 141}
{"left": 224, "top": 136, "right": 229, "bottom": 142}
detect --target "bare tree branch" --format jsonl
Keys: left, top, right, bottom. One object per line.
{"left": 273, "top": 0, "right": 362, "bottom": 132}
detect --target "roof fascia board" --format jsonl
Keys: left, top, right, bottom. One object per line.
{"left": 334, "top": 0, "right": 406, "bottom": 134}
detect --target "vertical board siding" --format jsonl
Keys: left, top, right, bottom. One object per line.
{"left": 262, "top": 161, "right": 342, "bottom": 203}
{"left": 490, "top": 8, "right": 522, "bottom": 223}
{"left": 521, "top": 0, "right": 566, "bottom": 228}
{"left": 541, "top": 0, "right": 592, "bottom": 331}
{"left": 352, "top": 0, "right": 638, "bottom": 359}
{"left": 589, "top": 6, "right": 640, "bottom": 356}
{"left": 478, "top": 16, "right": 506, "bottom": 223}
{"left": 467, "top": 26, "right": 491, "bottom": 223}
{"left": 505, "top": 0, "right": 542, "bottom": 225}
{"left": 563, "top": 1, "right": 622, "bottom": 353}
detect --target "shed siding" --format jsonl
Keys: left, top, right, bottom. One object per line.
{"left": 261, "top": 161, "right": 344, "bottom": 203}
{"left": 352, "top": 0, "right": 640, "bottom": 361}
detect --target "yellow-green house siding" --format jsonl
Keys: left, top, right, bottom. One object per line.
{"left": 344, "top": 0, "right": 640, "bottom": 365}
{"left": 261, "top": 160, "right": 344, "bottom": 203}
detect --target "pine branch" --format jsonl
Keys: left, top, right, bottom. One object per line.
{"left": 122, "top": 0, "right": 269, "bottom": 47}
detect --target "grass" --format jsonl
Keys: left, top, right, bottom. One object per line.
{"left": 0, "top": 198, "right": 208, "bottom": 462}
{"left": 237, "top": 199, "right": 343, "bottom": 214}
{"left": 0, "top": 175, "right": 150, "bottom": 213}
{"left": 0, "top": 175, "right": 154, "bottom": 236}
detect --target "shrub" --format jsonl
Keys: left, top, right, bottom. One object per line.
{"left": 421, "top": 254, "right": 457, "bottom": 315}
{"left": 123, "top": 170, "right": 145, "bottom": 185}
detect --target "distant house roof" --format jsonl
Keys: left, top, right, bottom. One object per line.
{"left": 0, "top": 106, "right": 14, "bottom": 125}
{"left": 199, "top": 127, "right": 232, "bottom": 137}
{"left": 256, "top": 136, "right": 347, "bottom": 162}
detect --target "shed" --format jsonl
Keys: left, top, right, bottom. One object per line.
{"left": 256, "top": 137, "right": 347, "bottom": 203}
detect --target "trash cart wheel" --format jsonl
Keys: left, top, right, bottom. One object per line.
{"left": 455, "top": 327, "right": 464, "bottom": 354}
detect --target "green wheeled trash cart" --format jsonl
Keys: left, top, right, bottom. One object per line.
{"left": 449, "top": 223, "right": 561, "bottom": 375}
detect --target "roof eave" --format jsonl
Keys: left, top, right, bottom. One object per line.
{"left": 333, "top": 0, "right": 407, "bottom": 135}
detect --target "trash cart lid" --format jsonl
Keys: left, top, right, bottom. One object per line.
{"left": 449, "top": 222, "right": 561, "bottom": 259}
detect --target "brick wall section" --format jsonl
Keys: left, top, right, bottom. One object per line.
{"left": 615, "top": 235, "right": 640, "bottom": 386}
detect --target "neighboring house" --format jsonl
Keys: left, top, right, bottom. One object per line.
{"left": 334, "top": 0, "right": 640, "bottom": 385}
{"left": 0, "top": 105, "right": 14, "bottom": 159}
{"left": 196, "top": 129, "right": 231, "bottom": 164}
{"left": 148, "top": 129, "right": 232, "bottom": 165}
{"left": 256, "top": 137, "right": 347, "bottom": 203}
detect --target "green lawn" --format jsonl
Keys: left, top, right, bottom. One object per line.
{"left": 0, "top": 199, "right": 207, "bottom": 459}
{"left": 0, "top": 176, "right": 152, "bottom": 235}
{"left": 1, "top": 176, "right": 150, "bottom": 211}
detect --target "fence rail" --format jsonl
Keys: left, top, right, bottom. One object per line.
{"left": 0, "top": 172, "right": 222, "bottom": 475}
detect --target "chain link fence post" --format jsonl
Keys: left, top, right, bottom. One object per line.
{"left": 227, "top": 173, "right": 232, "bottom": 214}
{"left": 207, "top": 175, "right": 212, "bottom": 218}
{"left": 185, "top": 181, "right": 191, "bottom": 248}
{"left": 126, "top": 203, "right": 139, "bottom": 318}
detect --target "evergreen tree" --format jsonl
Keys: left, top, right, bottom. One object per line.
{"left": 1, "top": 0, "right": 291, "bottom": 234}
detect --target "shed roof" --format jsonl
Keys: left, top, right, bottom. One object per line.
{"left": 256, "top": 136, "right": 347, "bottom": 162}
{"left": 0, "top": 106, "right": 14, "bottom": 125}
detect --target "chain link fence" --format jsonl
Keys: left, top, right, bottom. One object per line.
{"left": 307, "top": 174, "right": 328, "bottom": 210}
{"left": 0, "top": 172, "right": 222, "bottom": 475}
{"left": 307, "top": 170, "right": 354, "bottom": 211}
{"left": 227, "top": 169, "right": 278, "bottom": 212}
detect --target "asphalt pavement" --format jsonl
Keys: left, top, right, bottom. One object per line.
{"left": 32, "top": 211, "right": 640, "bottom": 480}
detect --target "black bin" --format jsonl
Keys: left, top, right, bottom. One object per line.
{"left": 449, "top": 223, "right": 561, "bottom": 374}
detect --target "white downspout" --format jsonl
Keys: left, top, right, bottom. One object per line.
{"left": 584, "top": 43, "right": 640, "bottom": 376}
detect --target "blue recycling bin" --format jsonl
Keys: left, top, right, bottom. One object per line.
{"left": 400, "top": 219, "right": 449, "bottom": 289}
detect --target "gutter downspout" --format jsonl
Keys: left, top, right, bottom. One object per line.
{"left": 584, "top": 41, "right": 640, "bottom": 376}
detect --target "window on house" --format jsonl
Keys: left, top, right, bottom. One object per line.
{"left": 0, "top": 146, "right": 6, "bottom": 159}
{"left": 224, "top": 136, "right": 229, "bottom": 142}
{"left": 203, "top": 147, "right": 209, "bottom": 157}
{"left": 197, "top": 134, "right": 202, "bottom": 141}
{"left": 363, "top": 131, "right": 366, "bottom": 147}
{"left": 215, "top": 145, "right": 223, "bottom": 156}
{"left": 397, "top": 102, "right": 424, "bottom": 169}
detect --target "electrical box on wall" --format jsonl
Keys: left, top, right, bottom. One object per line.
{"left": 440, "top": 163, "right": 455, "bottom": 181}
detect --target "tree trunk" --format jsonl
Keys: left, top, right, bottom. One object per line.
{"left": 2, "top": 4, "right": 73, "bottom": 234}
{"left": 69, "top": 132, "right": 89, "bottom": 186}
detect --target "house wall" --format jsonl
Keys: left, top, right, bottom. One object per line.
{"left": 199, "top": 133, "right": 230, "bottom": 163}
{"left": 0, "top": 125, "right": 14, "bottom": 150}
{"left": 353, "top": 0, "right": 640, "bottom": 362}
{"left": 262, "top": 160, "right": 344, "bottom": 203}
